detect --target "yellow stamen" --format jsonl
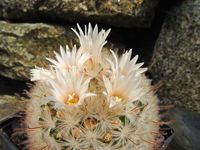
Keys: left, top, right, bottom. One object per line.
{"left": 112, "top": 92, "right": 124, "bottom": 102}
{"left": 114, "top": 96, "right": 123, "bottom": 102}
{"left": 65, "top": 93, "right": 79, "bottom": 105}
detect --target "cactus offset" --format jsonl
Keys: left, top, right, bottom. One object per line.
{"left": 24, "top": 23, "right": 162, "bottom": 150}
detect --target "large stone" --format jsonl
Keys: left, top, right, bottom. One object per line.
{"left": 0, "top": 95, "right": 26, "bottom": 123}
{"left": 150, "top": 0, "right": 200, "bottom": 112}
{"left": 0, "top": 21, "right": 124, "bottom": 80}
{"left": 167, "top": 108, "right": 200, "bottom": 150}
{"left": 0, "top": 0, "right": 159, "bottom": 28}
{"left": 0, "top": 0, "right": 39, "bottom": 20}
{"left": 0, "top": 21, "right": 76, "bottom": 80}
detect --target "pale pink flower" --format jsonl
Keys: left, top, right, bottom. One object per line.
{"left": 30, "top": 66, "right": 55, "bottom": 81}
{"left": 107, "top": 50, "right": 147, "bottom": 78}
{"left": 72, "top": 23, "right": 111, "bottom": 65}
{"left": 48, "top": 69, "right": 95, "bottom": 106}
{"left": 47, "top": 45, "right": 90, "bottom": 72}
{"left": 103, "top": 73, "right": 144, "bottom": 107}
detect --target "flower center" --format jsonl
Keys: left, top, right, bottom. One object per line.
{"left": 65, "top": 93, "right": 79, "bottom": 105}
{"left": 112, "top": 92, "right": 125, "bottom": 102}
{"left": 114, "top": 96, "right": 122, "bottom": 102}
{"left": 111, "top": 94, "right": 123, "bottom": 102}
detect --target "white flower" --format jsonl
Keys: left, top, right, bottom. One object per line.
{"left": 107, "top": 50, "right": 147, "bottom": 78}
{"left": 103, "top": 73, "right": 144, "bottom": 107}
{"left": 30, "top": 67, "right": 54, "bottom": 81}
{"left": 47, "top": 45, "right": 90, "bottom": 72}
{"left": 48, "top": 69, "right": 95, "bottom": 106}
{"left": 72, "top": 23, "right": 111, "bottom": 65}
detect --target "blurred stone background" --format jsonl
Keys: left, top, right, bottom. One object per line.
{"left": 0, "top": 0, "right": 200, "bottom": 150}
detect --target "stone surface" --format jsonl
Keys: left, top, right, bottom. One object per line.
{"left": 167, "top": 108, "right": 200, "bottom": 150}
{"left": 0, "top": 95, "right": 26, "bottom": 123}
{"left": 0, "top": 0, "right": 159, "bottom": 28}
{"left": 0, "top": 21, "right": 76, "bottom": 80}
{"left": 150, "top": 0, "right": 200, "bottom": 112}
{"left": 0, "top": 21, "right": 124, "bottom": 80}
{"left": 0, "top": 0, "right": 39, "bottom": 20}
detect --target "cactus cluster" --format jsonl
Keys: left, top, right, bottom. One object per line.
{"left": 24, "top": 23, "right": 162, "bottom": 150}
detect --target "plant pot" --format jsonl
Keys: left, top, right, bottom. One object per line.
{"left": 0, "top": 117, "right": 18, "bottom": 150}
{"left": 159, "top": 125, "right": 174, "bottom": 150}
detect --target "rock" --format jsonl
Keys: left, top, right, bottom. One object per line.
{"left": 0, "top": 0, "right": 159, "bottom": 28}
{"left": 0, "top": 21, "right": 125, "bottom": 80}
{"left": 0, "top": 0, "right": 39, "bottom": 20}
{"left": 0, "top": 21, "right": 76, "bottom": 80}
{"left": 0, "top": 95, "right": 26, "bottom": 123}
{"left": 150, "top": 0, "right": 200, "bottom": 112}
{"left": 167, "top": 108, "right": 200, "bottom": 150}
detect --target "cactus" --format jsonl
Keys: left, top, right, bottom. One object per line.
{"left": 23, "top": 23, "right": 162, "bottom": 150}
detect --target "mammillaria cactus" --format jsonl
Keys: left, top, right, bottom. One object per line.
{"left": 23, "top": 23, "right": 163, "bottom": 150}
